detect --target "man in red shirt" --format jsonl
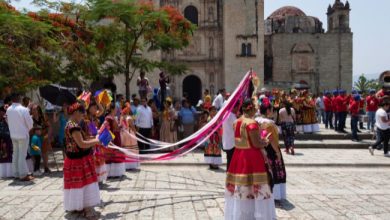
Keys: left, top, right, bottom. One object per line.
{"left": 323, "top": 91, "right": 334, "bottom": 129}
{"left": 366, "top": 89, "right": 379, "bottom": 132}
{"left": 335, "top": 90, "right": 350, "bottom": 133}
{"left": 332, "top": 90, "right": 339, "bottom": 131}
{"left": 350, "top": 95, "right": 360, "bottom": 141}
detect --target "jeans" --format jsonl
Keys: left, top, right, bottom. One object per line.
{"left": 325, "top": 111, "right": 334, "bottom": 128}
{"left": 32, "top": 155, "right": 41, "bottom": 172}
{"left": 351, "top": 115, "right": 359, "bottom": 140}
{"left": 372, "top": 128, "right": 390, "bottom": 154}
{"left": 367, "top": 111, "right": 376, "bottom": 131}
{"left": 317, "top": 109, "right": 325, "bottom": 124}
{"left": 137, "top": 128, "right": 152, "bottom": 153}
{"left": 11, "top": 138, "right": 29, "bottom": 178}
{"left": 338, "top": 112, "right": 347, "bottom": 131}
{"left": 334, "top": 112, "right": 339, "bottom": 131}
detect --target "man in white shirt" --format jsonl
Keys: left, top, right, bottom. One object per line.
{"left": 212, "top": 89, "right": 226, "bottom": 111}
{"left": 369, "top": 101, "right": 390, "bottom": 156}
{"left": 135, "top": 97, "right": 153, "bottom": 152}
{"left": 222, "top": 103, "right": 239, "bottom": 170}
{"left": 6, "top": 94, "right": 34, "bottom": 181}
{"left": 316, "top": 93, "right": 325, "bottom": 124}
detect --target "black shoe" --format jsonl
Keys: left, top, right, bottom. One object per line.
{"left": 330, "top": 126, "right": 334, "bottom": 129}
{"left": 340, "top": 130, "right": 347, "bottom": 133}
{"left": 357, "top": 130, "right": 362, "bottom": 133}
{"left": 44, "top": 167, "right": 51, "bottom": 173}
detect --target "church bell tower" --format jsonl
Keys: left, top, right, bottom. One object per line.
{"left": 222, "top": 0, "right": 265, "bottom": 92}
{"left": 327, "top": 0, "right": 351, "bottom": 33}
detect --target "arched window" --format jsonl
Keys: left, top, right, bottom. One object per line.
{"left": 247, "top": 43, "right": 252, "bottom": 56}
{"left": 241, "top": 43, "right": 247, "bottom": 56}
{"left": 184, "top": 6, "right": 198, "bottom": 26}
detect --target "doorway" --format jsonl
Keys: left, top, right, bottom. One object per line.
{"left": 183, "top": 75, "right": 202, "bottom": 107}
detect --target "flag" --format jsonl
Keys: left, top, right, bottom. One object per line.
{"left": 95, "top": 89, "right": 112, "bottom": 107}
{"left": 98, "top": 127, "right": 115, "bottom": 147}
{"left": 77, "top": 91, "right": 91, "bottom": 108}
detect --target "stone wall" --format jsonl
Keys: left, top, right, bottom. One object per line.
{"left": 223, "top": 0, "right": 264, "bottom": 93}
{"left": 269, "top": 32, "right": 352, "bottom": 93}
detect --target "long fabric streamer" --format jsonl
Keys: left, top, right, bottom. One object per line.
{"left": 129, "top": 71, "right": 252, "bottom": 152}
{"left": 103, "top": 71, "right": 254, "bottom": 162}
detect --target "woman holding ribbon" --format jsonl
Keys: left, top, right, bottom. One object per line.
{"left": 225, "top": 99, "right": 276, "bottom": 220}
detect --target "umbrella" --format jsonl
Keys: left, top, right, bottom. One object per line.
{"left": 39, "top": 85, "right": 77, "bottom": 106}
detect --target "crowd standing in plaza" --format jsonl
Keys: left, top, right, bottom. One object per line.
{"left": 1, "top": 71, "right": 390, "bottom": 219}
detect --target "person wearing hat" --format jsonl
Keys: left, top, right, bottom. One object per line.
{"left": 331, "top": 90, "right": 339, "bottom": 131}
{"left": 323, "top": 91, "right": 334, "bottom": 129}
{"left": 335, "top": 90, "right": 350, "bottom": 133}
{"left": 350, "top": 95, "right": 361, "bottom": 142}
{"left": 366, "top": 89, "right": 379, "bottom": 132}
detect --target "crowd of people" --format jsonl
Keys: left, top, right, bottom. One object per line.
{"left": 1, "top": 69, "right": 390, "bottom": 218}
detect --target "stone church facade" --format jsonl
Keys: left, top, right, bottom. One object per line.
{"left": 264, "top": 0, "right": 352, "bottom": 93}
{"left": 112, "top": 0, "right": 352, "bottom": 103}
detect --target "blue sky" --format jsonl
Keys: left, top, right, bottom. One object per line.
{"left": 12, "top": 0, "right": 390, "bottom": 79}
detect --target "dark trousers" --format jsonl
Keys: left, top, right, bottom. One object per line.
{"left": 372, "top": 128, "right": 390, "bottom": 154}
{"left": 32, "top": 155, "right": 41, "bottom": 172}
{"left": 160, "top": 89, "right": 167, "bottom": 111}
{"left": 334, "top": 112, "right": 339, "bottom": 131}
{"left": 351, "top": 115, "right": 359, "bottom": 140}
{"left": 137, "top": 128, "right": 151, "bottom": 153}
{"left": 225, "top": 148, "right": 235, "bottom": 171}
{"left": 325, "top": 111, "right": 334, "bottom": 128}
{"left": 338, "top": 112, "right": 347, "bottom": 131}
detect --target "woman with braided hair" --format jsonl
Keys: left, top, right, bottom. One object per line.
{"left": 225, "top": 99, "right": 276, "bottom": 220}
{"left": 63, "top": 102, "right": 101, "bottom": 219}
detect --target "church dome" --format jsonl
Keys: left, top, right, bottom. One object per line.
{"left": 268, "top": 6, "right": 306, "bottom": 20}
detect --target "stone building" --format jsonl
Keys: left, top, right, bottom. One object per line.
{"left": 159, "top": 0, "right": 264, "bottom": 105}
{"left": 264, "top": 0, "right": 353, "bottom": 93}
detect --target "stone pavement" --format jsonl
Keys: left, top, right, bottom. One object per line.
{"left": 1, "top": 149, "right": 390, "bottom": 219}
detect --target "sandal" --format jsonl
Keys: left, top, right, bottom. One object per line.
{"left": 83, "top": 208, "right": 100, "bottom": 220}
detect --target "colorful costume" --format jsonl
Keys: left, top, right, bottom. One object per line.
{"left": 121, "top": 116, "right": 140, "bottom": 170}
{"left": 225, "top": 116, "right": 276, "bottom": 220}
{"left": 301, "top": 95, "right": 319, "bottom": 133}
{"left": 105, "top": 116, "right": 125, "bottom": 177}
{"left": 256, "top": 117, "right": 287, "bottom": 201}
{"left": 204, "top": 121, "right": 222, "bottom": 166}
{"left": 63, "top": 121, "right": 100, "bottom": 211}
{"left": 0, "top": 118, "right": 13, "bottom": 178}
{"left": 85, "top": 118, "right": 108, "bottom": 183}
{"left": 160, "top": 108, "right": 177, "bottom": 145}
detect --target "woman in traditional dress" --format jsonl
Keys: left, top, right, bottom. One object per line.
{"left": 279, "top": 101, "right": 297, "bottom": 155}
{"left": 301, "top": 90, "right": 320, "bottom": 133}
{"left": 204, "top": 107, "right": 222, "bottom": 169}
{"left": 256, "top": 103, "right": 287, "bottom": 204}
{"left": 160, "top": 99, "right": 177, "bottom": 148}
{"left": 63, "top": 102, "right": 101, "bottom": 218}
{"left": 225, "top": 99, "right": 276, "bottom": 220}
{"left": 0, "top": 106, "right": 13, "bottom": 178}
{"left": 104, "top": 103, "right": 126, "bottom": 178}
{"left": 86, "top": 101, "right": 107, "bottom": 183}
{"left": 120, "top": 104, "right": 140, "bottom": 170}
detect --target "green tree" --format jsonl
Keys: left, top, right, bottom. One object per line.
{"left": 86, "top": 0, "right": 194, "bottom": 99}
{"left": 354, "top": 74, "right": 370, "bottom": 93}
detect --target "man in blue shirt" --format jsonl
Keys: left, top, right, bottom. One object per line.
{"left": 179, "top": 99, "right": 197, "bottom": 138}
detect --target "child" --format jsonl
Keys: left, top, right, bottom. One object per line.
{"left": 30, "top": 126, "right": 43, "bottom": 176}
{"left": 204, "top": 107, "right": 222, "bottom": 169}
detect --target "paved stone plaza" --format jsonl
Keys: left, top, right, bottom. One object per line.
{"left": 0, "top": 149, "right": 390, "bottom": 220}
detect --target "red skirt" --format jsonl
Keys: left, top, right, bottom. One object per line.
{"left": 63, "top": 155, "right": 98, "bottom": 189}
{"left": 226, "top": 148, "right": 268, "bottom": 186}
